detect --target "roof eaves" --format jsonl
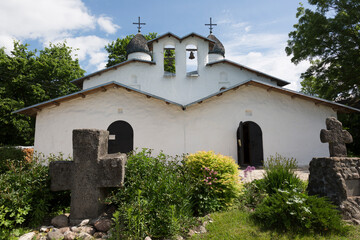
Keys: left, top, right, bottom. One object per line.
{"left": 13, "top": 81, "right": 185, "bottom": 116}
{"left": 147, "top": 32, "right": 181, "bottom": 44}
{"left": 206, "top": 59, "right": 290, "bottom": 87}
{"left": 71, "top": 59, "right": 156, "bottom": 87}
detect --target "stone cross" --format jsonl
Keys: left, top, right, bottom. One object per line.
{"left": 320, "top": 117, "right": 353, "bottom": 157}
{"left": 49, "top": 129, "right": 127, "bottom": 224}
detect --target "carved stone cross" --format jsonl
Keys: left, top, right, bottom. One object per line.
{"left": 49, "top": 129, "right": 127, "bottom": 224}
{"left": 320, "top": 117, "right": 353, "bottom": 157}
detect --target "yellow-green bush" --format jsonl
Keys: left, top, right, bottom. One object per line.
{"left": 185, "top": 151, "right": 242, "bottom": 215}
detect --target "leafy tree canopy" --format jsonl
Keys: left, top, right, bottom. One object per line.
{"left": 105, "top": 32, "right": 157, "bottom": 68}
{"left": 286, "top": 0, "right": 360, "bottom": 100}
{"left": 0, "top": 41, "right": 85, "bottom": 145}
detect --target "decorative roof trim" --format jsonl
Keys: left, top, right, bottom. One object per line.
{"left": 71, "top": 59, "right": 155, "bottom": 87}
{"left": 206, "top": 59, "right": 290, "bottom": 87}
{"left": 184, "top": 80, "right": 360, "bottom": 113}
{"left": 13, "top": 81, "right": 183, "bottom": 116}
{"left": 147, "top": 32, "right": 216, "bottom": 46}
{"left": 14, "top": 80, "right": 360, "bottom": 116}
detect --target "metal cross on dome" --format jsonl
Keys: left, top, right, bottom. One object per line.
{"left": 133, "top": 16, "right": 146, "bottom": 33}
{"left": 205, "top": 17, "right": 217, "bottom": 34}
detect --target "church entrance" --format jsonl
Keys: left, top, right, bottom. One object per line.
{"left": 237, "top": 121, "right": 263, "bottom": 166}
{"left": 107, "top": 120, "right": 133, "bottom": 154}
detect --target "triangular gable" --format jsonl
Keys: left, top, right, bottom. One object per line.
{"left": 207, "top": 59, "right": 289, "bottom": 87}
{"left": 14, "top": 80, "right": 360, "bottom": 116}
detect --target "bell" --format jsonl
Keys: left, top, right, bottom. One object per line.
{"left": 189, "top": 51, "right": 195, "bottom": 59}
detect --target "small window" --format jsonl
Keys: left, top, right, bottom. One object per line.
{"left": 186, "top": 44, "right": 198, "bottom": 77}
{"left": 220, "top": 87, "right": 226, "bottom": 91}
{"left": 164, "top": 45, "right": 175, "bottom": 76}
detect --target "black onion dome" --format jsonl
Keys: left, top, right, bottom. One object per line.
{"left": 207, "top": 34, "right": 225, "bottom": 57}
{"left": 126, "top": 33, "right": 150, "bottom": 55}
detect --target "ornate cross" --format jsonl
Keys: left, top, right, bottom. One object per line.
{"left": 49, "top": 129, "right": 127, "bottom": 224}
{"left": 320, "top": 117, "right": 353, "bottom": 157}
{"left": 133, "top": 16, "right": 146, "bottom": 33}
{"left": 205, "top": 17, "right": 217, "bottom": 34}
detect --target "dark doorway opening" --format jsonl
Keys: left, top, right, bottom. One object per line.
{"left": 237, "top": 121, "right": 263, "bottom": 166}
{"left": 107, "top": 120, "right": 133, "bottom": 154}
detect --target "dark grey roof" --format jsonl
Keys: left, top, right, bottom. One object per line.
{"left": 126, "top": 33, "right": 150, "bottom": 55}
{"left": 207, "top": 34, "right": 225, "bottom": 57}
{"left": 206, "top": 59, "right": 289, "bottom": 87}
{"left": 14, "top": 80, "right": 360, "bottom": 116}
{"left": 71, "top": 59, "right": 155, "bottom": 87}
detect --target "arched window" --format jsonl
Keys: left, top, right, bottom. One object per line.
{"left": 164, "top": 44, "right": 175, "bottom": 75}
{"left": 186, "top": 44, "right": 198, "bottom": 76}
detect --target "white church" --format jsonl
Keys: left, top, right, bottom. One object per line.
{"left": 15, "top": 21, "right": 359, "bottom": 167}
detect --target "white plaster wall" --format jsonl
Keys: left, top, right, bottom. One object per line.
{"left": 82, "top": 35, "right": 277, "bottom": 105}
{"left": 128, "top": 52, "right": 151, "bottom": 61}
{"left": 34, "top": 86, "right": 335, "bottom": 166}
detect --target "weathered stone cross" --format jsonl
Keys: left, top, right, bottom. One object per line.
{"left": 320, "top": 117, "right": 353, "bottom": 157}
{"left": 49, "top": 129, "right": 127, "bottom": 224}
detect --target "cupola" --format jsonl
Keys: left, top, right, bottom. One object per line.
{"left": 207, "top": 34, "right": 225, "bottom": 62}
{"left": 126, "top": 33, "right": 152, "bottom": 61}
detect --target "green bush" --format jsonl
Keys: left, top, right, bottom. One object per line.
{"left": 238, "top": 179, "right": 267, "bottom": 209}
{"left": 0, "top": 146, "right": 26, "bottom": 174}
{"left": 107, "top": 149, "right": 194, "bottom": 239}
{"left": 185, "top": 151, "right": 242, "bottom": 215}
{"left": 0, "top": 153, "right": 71, "bottom": 240}
{"left": 263, "top": 153, "right": 304, "bottom": 195}
{"left": 252, "top": 188, "right": 349, "bottom": 235}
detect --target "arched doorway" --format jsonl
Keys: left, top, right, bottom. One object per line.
{"left": 237, "top": 121, "right": 263, "bottom": 166}
{"left": 107, "top": 120, "right": 133, "bottom": 154}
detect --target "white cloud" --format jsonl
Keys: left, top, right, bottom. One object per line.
{"left": 97, "top": 16, "right": 120, "bottom": 34}
{"left": 49, "top": 35, "right": 109, "bottom": 72}
{"left": 0, "top": 0, "right": 96, "bottom": 41}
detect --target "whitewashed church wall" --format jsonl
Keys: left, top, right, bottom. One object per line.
{"left": 34, "top": 85, "right": 335, "bottom": 167}
{"left": 82, "top": 47, "right": 277, "bottom": 105}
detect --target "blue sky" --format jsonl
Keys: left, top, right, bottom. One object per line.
{"left": 0, "top": 0, "right": 312, "bottom": 90}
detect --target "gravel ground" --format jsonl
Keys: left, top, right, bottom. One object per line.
{"left": 239, "top": 167, "right": 310, "bottom": 183}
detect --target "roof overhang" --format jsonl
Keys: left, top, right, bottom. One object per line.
{"left": 147, "top": 32, "right": 216, "bottom": 48}
{"left": 14, "top": 80, "right": 360, "bottom": 117}
{"left": 207, "top": 59, "right": 290, "bottom": 87}
{"left": 71, "top": 59, "right": 155, "bottom": 88}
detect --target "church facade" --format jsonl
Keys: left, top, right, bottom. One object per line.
{"left": 15, "top": 30, "right": 359, "bottom": 166}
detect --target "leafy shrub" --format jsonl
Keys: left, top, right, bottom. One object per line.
{"left": 185, "top": 151, "right": 242, "bottom": 215}
{"left": 107, "top": 149, "right": 194, "bottom": 239}
{"left": 0, "top": 146, "right": 26, "bottom": 174}
{"left": 263, "top": 153, "right": 304, "bottom": 195}
{"left": 238, "top": 179, "right": 267, "bottom": 209}
{"left": 252, "top": 188, "right": 349, "bottom": 235}
{"left": 0, "top": 153, "right": 71, "bottom": 240}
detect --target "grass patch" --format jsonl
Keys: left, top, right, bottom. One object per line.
{"left": 190, "top": 209, "right": 360, "bottom": 240}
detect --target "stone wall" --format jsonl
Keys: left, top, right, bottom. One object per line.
{"left": 308, "top": 157, "right": 360, "bottom": 224}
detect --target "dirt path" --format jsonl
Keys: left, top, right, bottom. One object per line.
{"left": 239, "top": 167, "right": 309, "bottom": 183}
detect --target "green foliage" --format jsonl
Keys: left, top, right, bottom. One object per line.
{"left": 105, "top": 33, "right": 157, "bottom": 67}
{"left": 0, "top": 153, "right": 71, "bottom": 239}
{"left": 238, "top": 179, "right": 268, "bottom": 209}
{"left": 338, "top": 112, "right": 360, "bottom": 157}
{"left": 0, "top": 41, "right": 85, "bottom": 145}
{"left": 107, "top": 149, "right": 194, "bottom": 239}
{"left": 185, "top": 151, "right": 242, "bottom": 216}
{"left": 252, "top": 188, "right": 349, "bottom": 235}
{"left": 164, "top": 49, "right": 176, "bottom": 74}
{"left": 0, "top": 146, "right": 26, "bottom": 174}
{"left": 263, "top": 154, "right": 304, "bottom": 195}
{"left": 286, "top": 0, "right": 360, "bottom": 100}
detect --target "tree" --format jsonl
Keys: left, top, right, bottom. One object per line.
{"left": 0, "top": 41, "right": 85, "bottom": 145}
{"left": 286, "top": 0, "right": 360, "bottom": 155}
{"left": 286, "top": 0, "right": 360, "bottom": 100}
{"left": 105, "top": 32, "right": 157, "bottom": 67}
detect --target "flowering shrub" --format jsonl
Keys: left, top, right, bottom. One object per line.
{"left": 252, "top": 188, "right": 348, "bottom": 235}
{"left": 107, "top": 149, "right": 194, "bottom": 239}
{"left": 263, "top": 153, "right": 304, "bottom": 194}
{"left": 185, "top": 151, "right": 242, "bottom": 215}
